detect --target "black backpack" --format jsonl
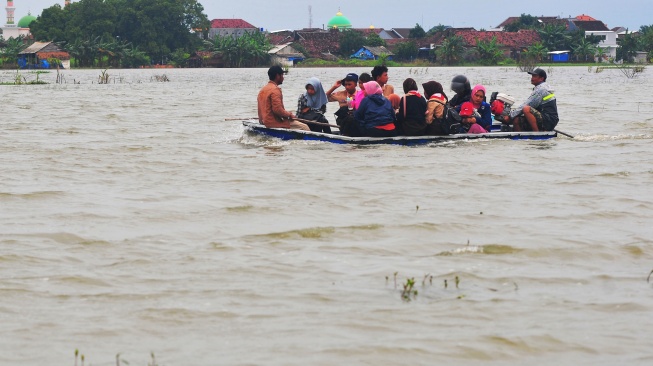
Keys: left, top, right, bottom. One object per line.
{"left": 431, "top": 99, "right": 464, "bottom": 135}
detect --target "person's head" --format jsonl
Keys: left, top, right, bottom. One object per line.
{"left": 459, "top": 101, "right": 475, "bottom": 117}
{"left": 267, "top": 65, "right": 286, "bottom": 84}
{"left": 450, "top": 75, "right": 471, "bottom": 95}
{"left": 371, "top": 65, "right": 389, "bottom": 86}
{"left": 358, "top": 73, "right": 372, "bottom": 91}
{"left": 471, "top": 84, "right": 486, "bottom": 105}
{"left": 342, "top": 73, "right": 358, "bottom": 94}
{"left": 402, "top": 78, "right": 418, "bottom": 94}
{"left": 305, "top": 84, "right": 315, "bottom": 96}
{"left": 527, "top": 68, "right": 547, "bottom": 85}
{"left": 363, "top": 81, "right": 382, "bottom": 96}
{"left": 422, "top": 81, "right": 447, "bottom": 101}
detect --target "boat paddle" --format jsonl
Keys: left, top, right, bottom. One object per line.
{"left": 225, "top": 117, "right": 258, "bottom": 121}
{"left": 295, "top": 118, "right": 340, "bottom": 129}
{"left": 554, "top": 129, "right": 575, "bottom": 139}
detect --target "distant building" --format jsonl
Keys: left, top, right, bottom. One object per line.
{"left": 17, "top": 41, "right": 70, "bottom": 69}
{"left": 326, "top": 10, "right": 352, "bottom": 30}
{"left": 2, "top": 0, "right": 36, "bottom": 39}
{"left": 350, "top": 46, "right": 394, "bottom": 61}
{"left": 268, "top": 42, "right": 305, "bottom": 66}
{"left": 208, "top": 19, "right": 259, "bottom": 39}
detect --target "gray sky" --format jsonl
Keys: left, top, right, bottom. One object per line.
{"left": 10, "top": 0, "right": 653, "bottom": 32}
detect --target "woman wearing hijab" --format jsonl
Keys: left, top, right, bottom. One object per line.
{"left": 396, "top": 78, "right": 427, "bottom": 136}
{"left": 456, "top": 84, "right": 492, "bottom": 133}
{"left": 423, "top": 81, "right": 448, "bottom": 135}
{"left": 351, "top": 81, "right": 397, "bottom": 137}
{"left": 297, "top": 77, "right": 331, "bottom": 133}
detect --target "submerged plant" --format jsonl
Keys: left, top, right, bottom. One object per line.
{"left": 98, "top": 69, "right": 110, "bottom": 84}
{"left": 401, "top": 277, "right": 417, "bottom": 301}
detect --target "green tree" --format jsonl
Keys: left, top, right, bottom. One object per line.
{"left": 170, "top": 48, "right": 190, "bottom": 67}
{"left": 408, "top": 23, "right": 426, "bottom": 39}
{"left": 30, "top": 0, "right": 209, "bottom": 66}
{"left": 365, "top": 33, "right": 386, "bottom": 47}
{"left": 205, "top": 31, "right": 271, "bottom": 67}
{"left": 394, "top": 41, "right": 418, "bottom": 61}
{"left": 475, "top": 36, "right": 504, "bottom": 65}
{"left": 436, "top": 35, "right": 465, "bottom": 65}
{"left": 0, "top": 36, "right": 27, "bottom": 67}
{"left": 572, "top": 37, "right": 597, "bottom": 62}
{"left": 30, "top": 4, "right": 69, "bottom": 42}
{"left": 638, "top": 25, "right": 653, "bottom": 59}
{"left": 524, "top": 42, "right": 548, "bottom": 62}
{"left": 427, "top": 24, "right": 447, "bottom": 36}
{"left": 616, "top": 30, "right": 639, "bottom": 62}
{"left": 537, "top": 24, "right": 569, "bottom": 51}
{"left": 339, "top": 29, "right": 365, "bottom": 56}
{"left": 503, "top": 14, "right": 540, "bottom": 32}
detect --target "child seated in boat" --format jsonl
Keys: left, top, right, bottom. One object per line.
{"left": 457, "top": 84, "right": 492, "bottom": 134}
{"left": 297, "top": 77, "right": 331, "bottom": 133}
{"left": 350, "top": 81, "right": 397, "bottom": 137}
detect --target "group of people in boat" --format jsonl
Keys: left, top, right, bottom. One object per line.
{"left": 256, "top": 65, "right": 559, "bottom": 137}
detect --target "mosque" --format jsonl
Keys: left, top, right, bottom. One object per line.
{"left": 326, "top": 9, "right": 353, "bottom": 30}
{"left": 1, "top": 0, "right": 71, "bottom": 39}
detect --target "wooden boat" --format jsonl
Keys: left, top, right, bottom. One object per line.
{"left": 242, "top": 120, "right": 556, "bottom": 146}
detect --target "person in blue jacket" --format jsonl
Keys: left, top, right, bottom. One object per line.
{"left": 457, "top": 84, "right": 492, "bottom": 133}
{"left": 350, "top": 81, "right": 397, "bottom": 137}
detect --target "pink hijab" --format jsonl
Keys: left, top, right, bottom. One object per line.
{"left": 471, "top": 84, "right": 486, "bottom": 107}
{"left": 363, "top": 81, "right": 383, "bottom": 96}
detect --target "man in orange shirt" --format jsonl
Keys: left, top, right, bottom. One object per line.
{"left": 257, "top": 66, "right": 309, "bottom": 131}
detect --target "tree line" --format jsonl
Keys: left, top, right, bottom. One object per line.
{"left": 28, "top": 0, "right": 209, "bottom": 67}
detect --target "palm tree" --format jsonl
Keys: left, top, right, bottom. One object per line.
{"left": 436, "top": 35, "right": 465, "bottom": 65}
{"left": 537, "top": 24, "right": 569, "bottom": 51}
{"left": 573, "top": 38, "right": 597, "bottom": 62}
{"left": 524, "top": 42, "right": 548, "bottom": 62}
{"left": 475, "top": 36, "right": 504, "bottom": 65}
{"left": 0, "top": 36, "right": 27, "bottom": 67}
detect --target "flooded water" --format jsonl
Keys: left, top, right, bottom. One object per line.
{"left": 1, "top": 66, "right": 652, "bottom": 365}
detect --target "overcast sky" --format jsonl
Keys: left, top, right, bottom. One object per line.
{"left": 11, "top": 0, "right": 653, "bottom": 32}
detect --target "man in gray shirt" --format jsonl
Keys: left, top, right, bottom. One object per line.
{"left": 503, "top": 68, "right": 559, "bottom": 132}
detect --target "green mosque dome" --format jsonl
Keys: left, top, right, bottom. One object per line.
{"left": 17, "top": 14, "right": 37, "bottom": 28}
{"left": 327, "top": 11, "right": 352, "bottom": 29}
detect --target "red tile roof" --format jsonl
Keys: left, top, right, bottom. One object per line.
{"left": 210, "top": 19, "right": 257, "bottom": 29}
{"left": 267, "top": 30, "right": 294, "bottom": 46}
{"left": 296, "top": 30, "right": 341, "bottom": 57}
{"left": 575, "top": 14, "right": 597, "bottom": 21}
{"left": 454, "top": 30, "right": 541, "bottom": 48}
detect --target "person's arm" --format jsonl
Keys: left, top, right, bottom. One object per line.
{"left": 509, "top": 86, "right": 545, "bottom": 119}
{"left": 297, "top": 94, "right": 310, "bottom": 115}
{"left": 326, "top": 80, "right": 342, "bottom": 102}
{"left": 271, "top": 88, "right": 292, "bottom": 119}
{"left": 396, "top": 97, "right": 405, "bottom": 122}
{"left": 476, "top": 103, "right": 492, "bottom": 130}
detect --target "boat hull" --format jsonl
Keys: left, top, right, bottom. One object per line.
{"left": 242, "top": 120, "right": 556, "bottom": 146}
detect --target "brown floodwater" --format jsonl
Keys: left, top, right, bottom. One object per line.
{"left": 1, "top": 66, "right": 652, "bottom": 365}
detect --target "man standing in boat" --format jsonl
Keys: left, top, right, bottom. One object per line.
{"left": 503, "top": 68, "right": 559, "bottom": 132}
{"left": 257, "top": 66, "right": 309, "bottom": 131}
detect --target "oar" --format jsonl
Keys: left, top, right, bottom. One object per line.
{"left": 554, "top": 129, "right": 575, "bottom": 139}
{"left": 225, "top": 117, "right": 258, "bottom": 121}
{"left": 295, "top": 118, "right": 340, "bottom": 129}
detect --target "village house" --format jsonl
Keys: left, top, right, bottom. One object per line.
{"left": 268, "top": 42, "right": 305, "bottom": 66}
{"left": 17, "top": 41, "right": 70, "bottom": 69}
{"left": 350, "top": 46, "right": 394, "bottom": 61}
{"left": 208, "top": 19, "right": 259, "bottom": 39}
